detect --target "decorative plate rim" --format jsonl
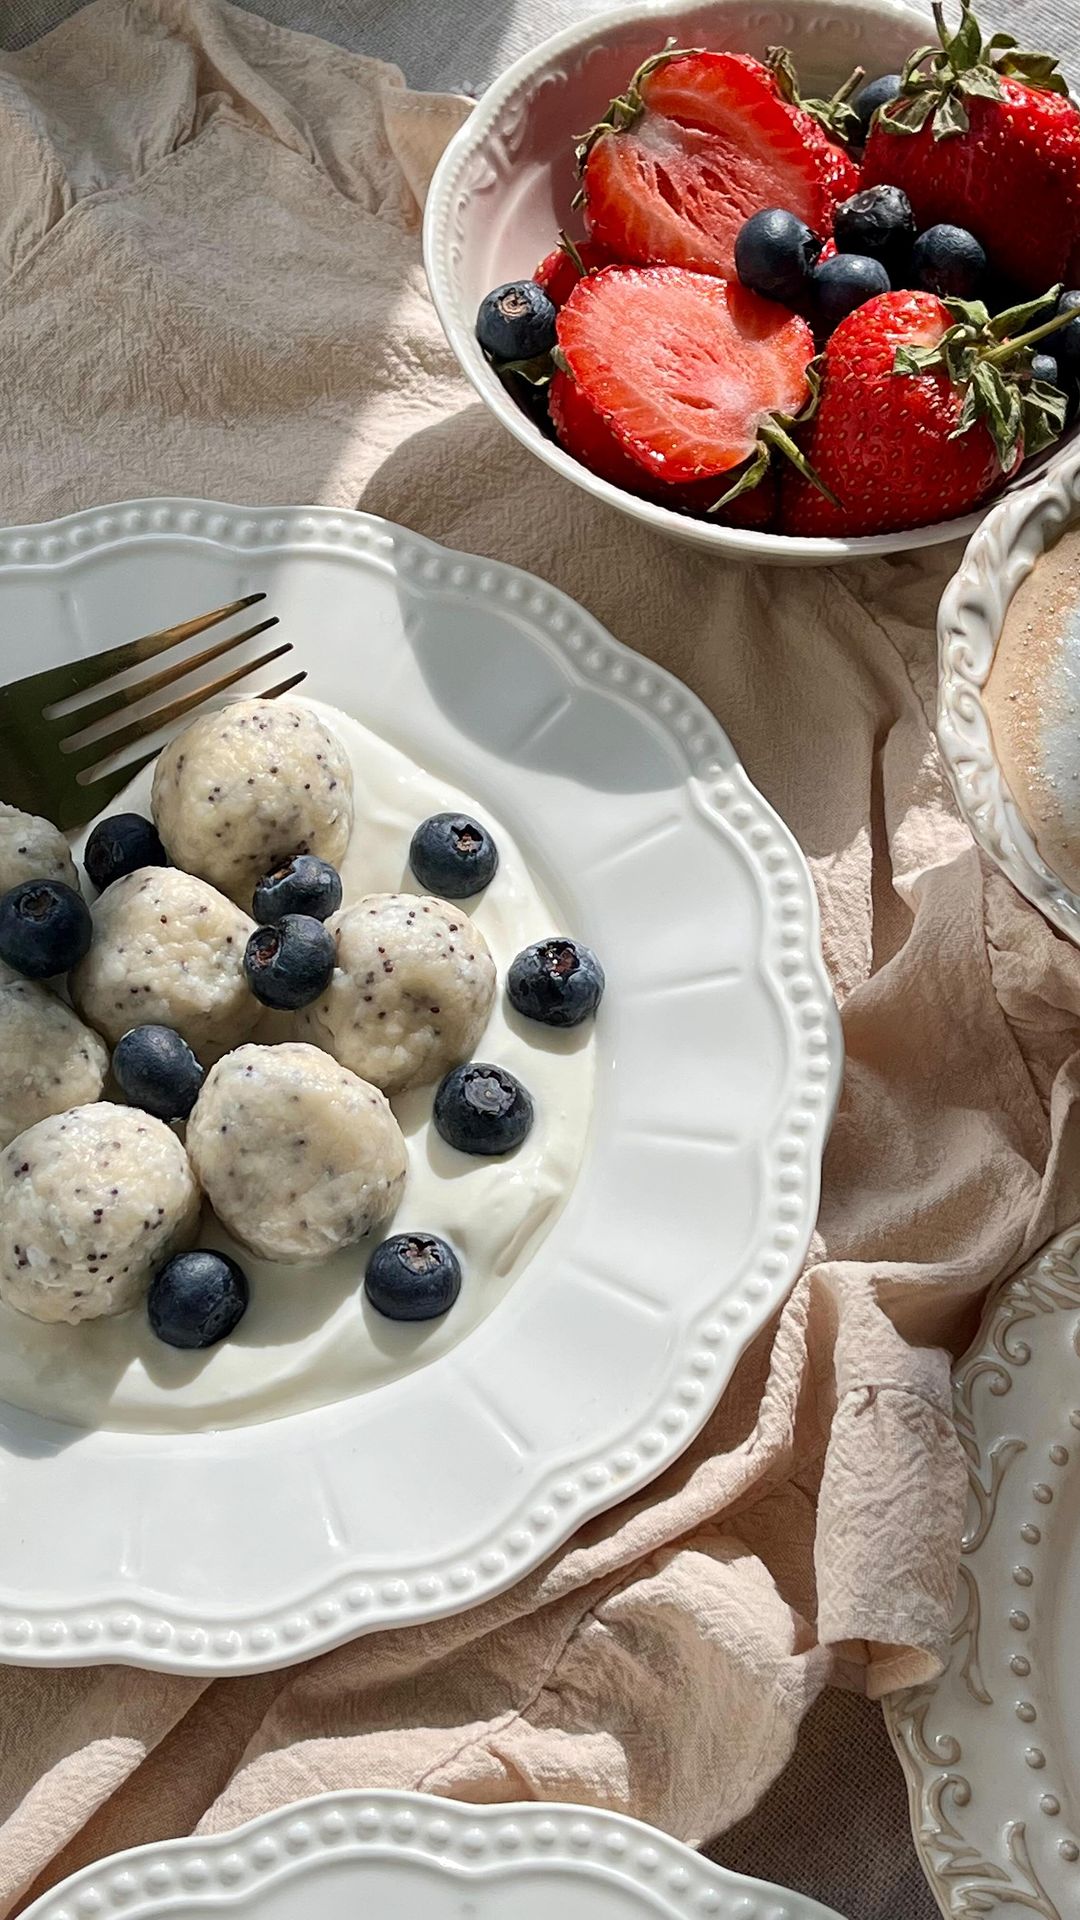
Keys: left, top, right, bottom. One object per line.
{"left": 937, "top": 442, "right": 1080, "bottom": 946}
{"left": 0, "top": 497, "right": 842, "bottom": 1674}
{"left": 885, "top": 1224, "right": 1080, "bottom": 1920}
{"left": 19, "top": 1789, "right": 849, "bottom": 1920}
{"left": 422, "top": 0, "right": 1078, "bottom": 567}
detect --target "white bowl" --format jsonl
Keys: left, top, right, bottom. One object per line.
{"left": 938, "top": 442, "right": 1080, "bottom": 944}
{"left": 424, "top": 0, "right": 1080, "bottom": 568}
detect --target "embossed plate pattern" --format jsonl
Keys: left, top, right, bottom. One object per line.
{"left": 20, "top": 1792, "right": 848, "bottom": 1919}
{"left": 886, "top": 1227, "right": 1080, "bottom": 1918}
{"left": 937, "top": 443, "right": 1080, "bottom": 947}
{"left": 0, "top": 499, "right": 840, "bottom": 1674}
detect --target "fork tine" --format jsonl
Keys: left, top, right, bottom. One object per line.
{"left": 31, "top": 593, "right": 268, "bottom": 711}
{"left": 60, "top": 616, "right": 280, "bottom": 735}
{"left": 75, "top": 744, "right": 163, "bottom": 813}
{"left": 76, "top": 666, "right": 309, "bottom": 806}
{"left": 62, "top": 644, "right": 294, "bottom": 770}
{"left": 257, "top": 668, "right": 308, "bottom": 701}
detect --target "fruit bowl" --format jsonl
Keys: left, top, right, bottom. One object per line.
{"left": 424, "top": 0, "right": 1080, "bottom": 567}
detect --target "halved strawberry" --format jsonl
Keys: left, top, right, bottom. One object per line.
{"left": 548, "top": 367, "right": 776, "bottom": 525}
{"left": 578, "top": 49, "right": 858, "bottom": 278}
{"left": 534, "top": 238, "right": 618, "bottom": 308}
{"left": 554, "top": 265, "right": 815, "bottom": 490}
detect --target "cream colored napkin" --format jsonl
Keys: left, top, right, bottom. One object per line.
{"left": 3, "top": 2, "right": 1080, "bottom": 1913}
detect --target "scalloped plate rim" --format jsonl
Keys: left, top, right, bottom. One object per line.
{"left": 19, "top": 1788, "right": 850, "bottom": 1920}
{"left": 937, "top": 442, "right": 1080, "bottom": 945}
{"left": 884, "top": 1223, "right": 1080, "bottom": 1920}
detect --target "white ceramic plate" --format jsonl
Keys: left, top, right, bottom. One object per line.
{"left": 0, "top": 498, "right": 840, "bottom": 1674}
{"left": 937, "top": 443, "right": 1080, "bottom": 947}
{"left": 424, "top": 0, "right": 1080, "bottom": 569}
{"left": 19, "top": 1791, "right": 849, "bottom": 1920}
{"left": 886, "top": 1226, "right": 1080, "bottom": 1919}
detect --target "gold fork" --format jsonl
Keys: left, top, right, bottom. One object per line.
{"left": 0, "top": 594, "right": 306, "bottom": 830}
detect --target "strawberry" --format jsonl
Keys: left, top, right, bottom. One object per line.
{"left": 781, "top": 288, "right": 1070, "bottom": 537}
{"left": 534, "top": 237, "right": 618, "bottom": 307}
{"left": 862, "top": 0, "right": 1080, "bottom": 291}
{"left": 554, "top": 265, "right": 817, "bottom": 495}
{"left": 576, "top": 47, "right": 859, "bottom": 279}
{"left": 548, "top": 367, "right": 777, "bottom": 526}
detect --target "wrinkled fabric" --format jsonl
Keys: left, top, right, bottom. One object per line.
{"left": 2, "top": 2, "right": 1080, "bottom": 1916}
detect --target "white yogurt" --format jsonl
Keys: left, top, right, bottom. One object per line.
{"left": 0, "top": 700, "right": 594, "bottom": 1433}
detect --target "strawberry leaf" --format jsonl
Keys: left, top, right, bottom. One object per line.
{"left": 573, "top": 40, "right": 702, "bottom": 176}
{"left": 894, "top": 343, "right": 945, "bottom": 376}
{"left": 557, "top": 232, "right": 587, "bottom": 280}
{"left": 933, "top": 89, "right": 971, "bottom": 138}
{"left": 496, "top": 353, "right": 554, "bottom": 386}
{"left": 1021, "top": 382, "right": 1069, "bottom": 457}
{"left": 879, "top": 89, "right": 939, "bottom": 135}
{"left": 995, "top": 48, "right": 1069, "bottom": 94}
{"left": 710, "top": 442, "right": 771, "bottom": 510}
{"left": 988, "top": 287, "right": 1062, "bottom": 342}
{"left": 880, "top": 0, "right": 1066, "bottom": 143}
{"left": 957, "top": 67, "right": 1003, "bottom": 99}
{"left": 935, "top": 0, "right": 982, "bottom": 75}
{"left": 765, "top": 45, "right": 865, "bottom": 144}
{"left": 711, "top": 359, "right": 836, "bottom": 510}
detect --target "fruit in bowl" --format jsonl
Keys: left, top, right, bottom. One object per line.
{"left": 465, "top": 1, "right": 1080, "bottom": 544}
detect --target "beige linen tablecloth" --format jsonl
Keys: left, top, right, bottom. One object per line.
{"left": 3, "top": 1, "right": 1080, "bottom": 1913}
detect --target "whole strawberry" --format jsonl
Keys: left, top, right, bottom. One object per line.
{"left": 781, "top": 289, "right": 1069, "bottom": 537}
{"left": 576, "top": 45, "right": 859, "bottom": 280}
{"left": 862, "top": 0, "right": 1080, "bottom": 291}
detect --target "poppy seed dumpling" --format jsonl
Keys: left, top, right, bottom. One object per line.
{"left": 300, "top": 893, "right": 496, "bottom": 1094}
{"left": 186, "top": 1042, "right": 407, "bottom": 1263}
{"left": 151, "top": 700, "right": 353, "bottom": 903}
{"left": 69, "top": 866, "right": 258, "bottom": 1059}
{"left": 0, "top": 1104, "right": 199, "bottom": 1323}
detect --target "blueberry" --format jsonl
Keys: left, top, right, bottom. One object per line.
{"left": 252, "top": 854, "right": 342, "bottom": 924}
{"left": 812, "top": 253, "right": 891, "bottom": 332}
{"left": 433, "top": 1062, "right": 534, "bottom": 1156}
{"left": 911, "top": 224, "right": 986, "bottom": 300}
{"left": 148, "top": 1249, "right": 249, "bottom": 1350}
{"left": 851, "top": 72, "right": 902, "bottom": 138}
{"left": 409, "top": 813, "right": 499, "bottom": 899}
{"left": 84, "top": 813, "right": 167, "bottom": 893}
{"left": 476, "top": 281, "right": 557, "bottom": 362}
{"left": 734, "top": 208, "right": 821, "bottom": 305}
{"left": 243, "top": 915, "right": 335, "bottom": 1010}
{"left": 1031, "top": 351, "right": 1061, "bottom": 387}
{"left": 113, "top": 1023, "right": 204, "bottom": 1121}
{"left": 1056, "top": 290, "right": 1080, "bottom": 378}
{"left": 365, "top": 1233, "right": 462, "bottom": 1321}
{"left": 507, "top": 938, "right": 605, "bottom": 1028}
{"left": 833, "top": 186, "right": 914, "bottom": 271}
{"left": 0, "top": 879, "right": 92, "bottom": 979}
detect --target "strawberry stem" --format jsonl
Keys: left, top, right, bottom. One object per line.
{"left": 981, "top": 308, "right": 1075, "bottom": 366}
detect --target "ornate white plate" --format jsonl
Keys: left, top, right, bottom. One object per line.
{"left": 19, "top": 1790, "right": 848, "bottom": 1920}
{"left": 886, "top": 1226, "right": 1080, "bottom": 1918}
{"left": 0, "top": 498, "right": 840, "bottom": 1674}
{"left": 937, "top": 443, "right": 1080, "bottom": 946}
